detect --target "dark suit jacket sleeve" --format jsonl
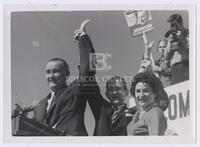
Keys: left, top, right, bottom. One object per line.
{"left": 94, "top": 105, "right": 112, "bottom": 136}
{"left": 77, "top": 34, "right": 95, "bottom": 76}
{"left": 77, "top": 34, "right": 109, "bottom": 132}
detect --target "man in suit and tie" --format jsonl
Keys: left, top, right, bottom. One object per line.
{"left": 33, "top": 19, "right": 106, "bottom": 136}
{"left": 94, "top": 76, "right": 137, "bottom": 136}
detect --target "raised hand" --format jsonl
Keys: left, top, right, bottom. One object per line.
{"left": 139, "top": 59, "right": 152, "bottom": 73}
{"left": 142, "top": 32, "right": 154, "bottom": 59}
{"left": 74, "top": 19, "right": 91, "bottom": 43}
{"left": 79, "top": 19, "right": 91, "bottom": 32}
{"left": 146, "top": 41, "right": 154, "bottom": 57}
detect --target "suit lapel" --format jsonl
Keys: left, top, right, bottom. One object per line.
{"left": 46, "top": 95, "right": 56, "bottom": 116}
{"left": 46, "top": 91, "right": 60, "bottom": 119}
{"left": 34, "top": 97, "right": 48, "bottom": 122}
{"left": 45, "top": 87, "right": 68, "bottom": 121}
{"left": 111, "top": 104, "right": 127, "bottom": 125}
{"left": 113, "top": 108, "right": 124, "bottom": 123}
{"left": 108, "top": 107, "right": 114, "bottom": 127}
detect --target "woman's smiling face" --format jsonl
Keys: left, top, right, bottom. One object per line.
{"left": 135, "top": 82, "right": 156, "bottom": 111}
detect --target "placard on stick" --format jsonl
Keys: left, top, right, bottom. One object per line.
{"left": 124, "top": 10, "right": 153, "bottom": 37}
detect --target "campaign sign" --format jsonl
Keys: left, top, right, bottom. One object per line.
{"left": 129, "top": 80, "right": 193, "bottom": 136}
{"left": 164, "top": 81, "right": 193, "bottom": 136}
{"left": 124, "top": 10, "right": 153, "bottom": 37}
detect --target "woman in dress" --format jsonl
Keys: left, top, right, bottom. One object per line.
{"left": 127, "top": 72, "right": 168, "bottom": 135}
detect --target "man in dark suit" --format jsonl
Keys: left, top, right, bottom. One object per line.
{"left": 33, "top": 20, "right": 106, "bottom": 136}
{"left": 94, "top": 76, "right": 137, "bottom": 136}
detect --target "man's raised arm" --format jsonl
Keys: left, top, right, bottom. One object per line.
{"left": 74, "top": 19, "right": 95, "bottom": 76}
{"left": 74, "top": 20, "right": 109, "bottom": 136}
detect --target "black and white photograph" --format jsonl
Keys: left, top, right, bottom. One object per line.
{"left": 2, "top": 4, "right": 196, "bottom": 143}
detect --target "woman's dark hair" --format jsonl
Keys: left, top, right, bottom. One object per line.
{"left": 130, "top": 72, "right": 158, "bottom": 98}
{"left": 130, "top": 72, "right": 169, "bottom": 111}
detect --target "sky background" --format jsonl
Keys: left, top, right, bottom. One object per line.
{"left": 11, "top": 10, "right": 188, "bottom": 135}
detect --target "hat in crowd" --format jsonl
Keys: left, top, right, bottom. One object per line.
{"left": 167, "top": 13, "right": 183, "bottom": 24}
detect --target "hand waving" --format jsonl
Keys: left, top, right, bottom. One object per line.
{"left": 74, "top": 19, "right": 91, "bottom": 43}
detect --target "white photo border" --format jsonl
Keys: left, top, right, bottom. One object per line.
{"left": 3, "top": 4, "right": 196, "bottom": 144}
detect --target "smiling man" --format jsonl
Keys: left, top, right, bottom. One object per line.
{"left": 45, "top": 58, "right": 69, "bottom": 93}
{"left": 32, "top": 20, "right": 105, "bottom": 136}
{"left": 94, "top": 76, "right": 137, "bottom": 136}
{"left": 43, "top": 58, "right": 69, "bottom": 120}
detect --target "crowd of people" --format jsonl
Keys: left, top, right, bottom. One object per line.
{"left": 142, "top": 13, "right": 189, "bottom": 87}
{"left": 12, "top": 13, "right": 189, "bottom": 136}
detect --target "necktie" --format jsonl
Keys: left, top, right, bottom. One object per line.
{"left": 111, "top": 107, "right": 120, "bottom": 124}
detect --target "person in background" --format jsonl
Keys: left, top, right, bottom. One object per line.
{"left": 154, "top": 39, "right": 172, "bottom": 87}
{"left": 165, "top": 13, "right": 189, "bottom": 85}
{"left": 127, "top": 72, "right": 168, "bottom": 136}
{"left": 138, "top": 33, "right": 172, "bottom": 87}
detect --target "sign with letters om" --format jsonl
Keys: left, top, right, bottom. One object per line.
{"left": 124, "top": 10, "right": 153, "bottom": 37}
{"left": 164, "top": 81, "right": 193, "bottom": 136}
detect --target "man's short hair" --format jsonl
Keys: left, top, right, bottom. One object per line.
{"left": 48, "top": 58, "right": 70, "bottom": 76}
{"left": 106, "top": 76, "right": 128, "bottom": 91}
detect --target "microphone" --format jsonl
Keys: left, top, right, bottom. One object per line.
{"left": 12, "top": 105, "right": 35, "bottom": 118}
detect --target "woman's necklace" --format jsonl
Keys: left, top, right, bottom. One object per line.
{"left": 139, "top": 102, "right": 157, "bottom": 119}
